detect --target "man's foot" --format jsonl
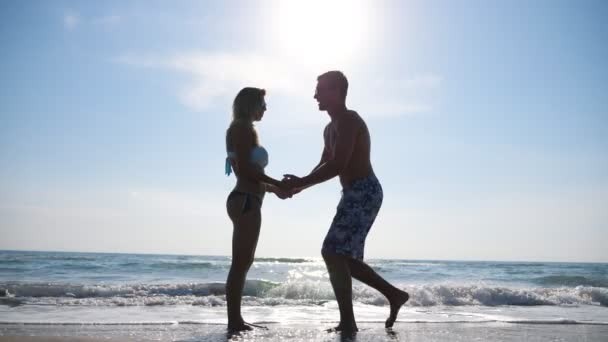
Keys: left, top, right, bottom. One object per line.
{"left": 385, "top": 289, "right": 409, "bottom": 328}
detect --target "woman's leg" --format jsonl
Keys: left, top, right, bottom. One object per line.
{"left": 225, "top": 195, "right": 261, "bottom": 331}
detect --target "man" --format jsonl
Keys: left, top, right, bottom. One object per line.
{"left": 283, "top": 71, "right": 409, "bottom": 333}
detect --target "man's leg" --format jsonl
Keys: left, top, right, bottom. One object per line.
{"left": 348, "top": 258, "right": 409, "bottom": 328}
{"left": 322, "top": 251, "right": 357, "bottom": 332}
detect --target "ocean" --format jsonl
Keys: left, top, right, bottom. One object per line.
{"left": 1, "top": 250, "right": 607, "bottom": 340}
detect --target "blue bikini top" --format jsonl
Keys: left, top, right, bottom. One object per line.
{"left": 225, "top": 146, "right": 269, "bottom": 176}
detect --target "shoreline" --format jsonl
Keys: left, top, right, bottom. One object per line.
{"left": 2, "top": 322, "right": 608, "bottom": 342}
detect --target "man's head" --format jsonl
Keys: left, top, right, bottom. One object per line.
{"left": 314, "top": 71, "right": 348, "bottom": 112}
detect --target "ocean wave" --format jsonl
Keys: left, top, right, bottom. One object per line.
{"left": 490, "top": 263, "right": 546, "bottom": 268}
{"left": 0, "top": 259, "right": 29, "bottom": 265}
{"left": 532, "top": 275, "right": 608, "bottom": 288}
{"left": 254, "top": 258, "right": 312, "bottom": 264}
{"left": 369, "top": 261, "right": 444, "bottom": 267}
{"left": 43, "top": 255, "right": 98, "bottom": 262}
{"left": 1, "top": 254, "right": 99, "bottom": 262}
{"left": 405, "top": 284, "right": 608, "bottom": 307}
{"left": 139, "top": 259, "right": 311, "bottom": 270}
{"left": 2, "top": 281, "right": 607, "bottom": 308}
{"left": 150, "top": 261, "right": 225, "bottom": 270}
{"left": 0, "top": 280, "right": 278, "bottom": 299}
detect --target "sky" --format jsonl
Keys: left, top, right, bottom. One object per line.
{"left": 1, "top": 0, "right": 607, "bottom": 262}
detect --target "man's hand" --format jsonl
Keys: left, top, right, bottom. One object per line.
{"left": 282, "top": 174, "right": 305, "bottom": 192}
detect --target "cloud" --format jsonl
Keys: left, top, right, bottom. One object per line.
{"left": 117, "top": 51, "right": 442, "bottom": 120}
{"left": 93, "top": 15, "right": 122, "bottom": 28}
{"left": 63, "top": 11, "right": 122, "bottom": 31}
{"left": 400, "top": 75, "right": 443, "bottom": 89}
{"left": 355, "top": 74, "right": 442, "bottom": 118}
{"left": 63, "top": 10, "right": 80, "bottom": 30}
{"left": 117, "top": 52, "right": 310, "bottom": 110}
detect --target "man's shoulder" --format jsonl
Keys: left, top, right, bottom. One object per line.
{"left": 339, "top": 110, "right": 364, "bottom": 127}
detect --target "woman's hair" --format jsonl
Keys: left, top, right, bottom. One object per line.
{"left": 227, "top": 87, "right": 266, "bottom": 149}
{"left": 232, "top": 87, "right": 266, "bottom": 122}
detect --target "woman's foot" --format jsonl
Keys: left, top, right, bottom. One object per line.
{"left": 326, "top": 322, "right": 358, "bottom": 333}
{"left": 227, "top": 322, "right": 253, "bottom": 332}
{"left": 244, "top": 321, "right": 268, "bottom": 330}
{"left": 227, "top": 320, "right": 268, "bottom": 332}
{"left": 385, "top": 289, "right": 409, "bottom": 328}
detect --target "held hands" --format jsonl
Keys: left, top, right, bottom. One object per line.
{"left": 270, "top": 180, "right": 296, "bottom": 200}
{"left": 270, "top": 174, "right": 305, "bottom": 200}
{"left": 282, "top": 174, "right": 305, "bottom": 193}
{"left": 274, "top": 187, "right": 292, "bottom": 200}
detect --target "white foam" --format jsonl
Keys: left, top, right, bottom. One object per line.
{"left": 2, "top": 281, "right": 607, "bottom": 307}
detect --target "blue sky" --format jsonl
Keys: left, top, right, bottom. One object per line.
{"left": 1, "top": 0, "right": 607, "bottom": 262}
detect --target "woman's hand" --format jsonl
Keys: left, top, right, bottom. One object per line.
{"left": 274, "top": 188, "right": 292, "bottom": 200}
{"left": 266, "top": 184, "right": 293, "bottom": 200}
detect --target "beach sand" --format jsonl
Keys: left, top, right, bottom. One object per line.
{"left": 0, "top": 338, "right": 128, "bottom": 342}
{"left": 1, "top": 322, "right": 607, "bottom": 342}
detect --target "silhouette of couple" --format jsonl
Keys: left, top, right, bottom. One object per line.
{"left": 225, "top": 71, "right": 409, "bottom": 334}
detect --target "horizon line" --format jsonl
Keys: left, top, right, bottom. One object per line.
{"left": 1, "top": 248, "right": 606, "bottom": 265}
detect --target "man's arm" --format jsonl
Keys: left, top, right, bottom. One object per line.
{"left": 310, "top": 149, "right": 328, "bottom": 174}
{"left": 310, "top": 125, "right": 331, "bottom": 173}
{"left": 286, "top": 125, "right": 331, "bottom": 193}
{"left": 298, "top": 116, "right": 358, "bottom": 188}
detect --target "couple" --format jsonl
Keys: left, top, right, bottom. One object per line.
{"left": 224, "top": 71, "right": 409, "bottom": 334}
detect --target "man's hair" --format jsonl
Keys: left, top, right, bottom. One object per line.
{"left": 317, "top": 70, "right": 348, "bottom": 99}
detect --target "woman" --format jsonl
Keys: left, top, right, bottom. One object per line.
{"left": 224, "top": 87, "right": 288, "bottom": 332}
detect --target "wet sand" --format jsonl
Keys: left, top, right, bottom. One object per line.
{"left": 2, "top": 322, "right": 608, "bottom": 341}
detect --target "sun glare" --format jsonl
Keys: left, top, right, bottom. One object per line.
{"left": 275, "top": 0, "right": 371, "bottom": 68}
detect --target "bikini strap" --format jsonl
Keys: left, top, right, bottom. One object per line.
{"left": 225, "top": 157, "right": 232, "bottom": 176}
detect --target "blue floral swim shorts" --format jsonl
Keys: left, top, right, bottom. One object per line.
{"left": 321, "top": 173, "right": 383, "bottom": 260}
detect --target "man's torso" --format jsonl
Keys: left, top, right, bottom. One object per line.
{"left": 325, "top": 110, "right": 373, "bottom": 189}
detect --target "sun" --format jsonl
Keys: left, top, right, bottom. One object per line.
{"left": 274, "top": 0, "right": 371, "bottom": 68}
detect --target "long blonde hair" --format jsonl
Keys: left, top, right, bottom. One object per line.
{"left": 226, "top": 87, "right": 265, "bottom": 150}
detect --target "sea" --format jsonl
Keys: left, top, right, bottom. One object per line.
{"left": 1, "top": 250, "right": 607, "bottom": 338}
